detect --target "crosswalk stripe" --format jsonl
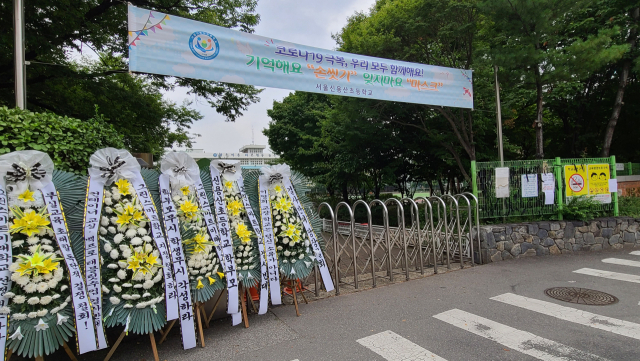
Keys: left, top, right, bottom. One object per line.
{"left": 630, "top": 251, "right": 640, "bottom": 256}
{"left": 573, "top": 268, "right": 640, "bottom": 283}
{"left": 433, "top": 309, "right": 608, "bottom": 361}
{"left": 356, "top": 330, "right": 447, "bottom": 361}
{"left": 491, "top": 293, "right": 640, "bottom": 340}
{"left": 602, "top": 258, "right": 640, "bottom": 268}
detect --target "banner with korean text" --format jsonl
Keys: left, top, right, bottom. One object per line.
{"left": 128, "top": 5, "right": 474, "bottom": 109}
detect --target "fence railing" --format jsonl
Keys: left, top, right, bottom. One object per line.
{"left": 302, "top": 193, "right": 481, "bottom": 295}
{"left": 471, "top": 156, "right": 619, "bottom": 219}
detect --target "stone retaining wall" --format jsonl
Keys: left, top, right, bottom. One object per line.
{"left": 480, "top": 217, "right": 640, "bottom": 263}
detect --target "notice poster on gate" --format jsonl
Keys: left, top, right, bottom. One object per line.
{"left": 564, "top": 165, "right": 588, "bottom": 198}
{"left": 127, "top": 5, "right": 474, "bottom": 109}
{"left": 587, "top": 164, "right": 611, "bottom": 204}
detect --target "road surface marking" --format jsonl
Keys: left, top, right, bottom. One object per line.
{"left": 356, "top": 330, "right": 447, "bottom": 361}
{"left": 491, "top": 293, "right": 640, "bottom": 340}
{"left": 573, "top": 268, "right": 640, "bottom": 283}
{"left": 602, "top": 258, "right": 640, "bottom": 268}
{"left": 433, "top": 309, "right": 608, "bottom": 361}
{"left": 630, "top": 251, "right": 640, "bottom": 256}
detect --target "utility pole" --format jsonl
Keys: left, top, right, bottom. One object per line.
{"left": 14, "top": 0, "right": 26, "bottom": 109}
{"left": 494, "top": 65, "right": 504, "bottom": 166}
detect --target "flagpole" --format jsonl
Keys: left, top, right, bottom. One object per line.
{"left": 14, "top": 0, "right": 26, "bottom": 109}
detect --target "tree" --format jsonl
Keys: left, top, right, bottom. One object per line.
{"left": 0, "top": 106, "right": 125, "bottom": 173}
{"left": 0, "top": 0, "right": 262, "bottom": 155}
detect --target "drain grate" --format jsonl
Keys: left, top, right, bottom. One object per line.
{"left": 544, "top": 287, "right": 618, "bottom": 305}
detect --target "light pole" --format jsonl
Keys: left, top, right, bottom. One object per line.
{"left": 494, "top": 65, "right": 504, "bottom": 166}
{"left": 14, "top": 0, "right": 26, "bottom": 109}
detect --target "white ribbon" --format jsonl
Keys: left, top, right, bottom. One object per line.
{"left": 0, "top": 150, "right": 54, "bottom": 194}
{"left": 236, "top": 177, "right": 279, "bottom": 314}
{"left": 208, "top": 166, "right": 243, "bottom": 325}
{"left": 83, "top": 148, "right": 141, "bottom": 349}
{"left": 41, "top": 182, "right": 99, "bottom": 353}
{"left": 160, "top": 152, "right": 200, "bottom": 194}
{"left": 211, "top": 160, "right": 241, "bottom": 182}
{"left": 158, "top": 175, "right": 196, "bottom": 349}
{"left": 88, "top": 148, "right": 140, "bottom": 186}
{"left": 0, "top": 184, "right": 11, "bottom": 360}
{"left": 256, "top": 178, "right": 282, "bottom": 308}
{"left": 281, "top": 177, "right": 333, "bottom": 290}
{"left": 261, "top": 164, "right": 291, "bottom": 190}
{"left": 130, "top": 173, "right": 179, "bottom": 320}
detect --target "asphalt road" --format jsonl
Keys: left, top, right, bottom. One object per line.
{"left": 33, "top": 246, "right": 640, "bottom": 360}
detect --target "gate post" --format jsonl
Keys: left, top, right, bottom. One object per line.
{"left": 554, "top": 157, "right": 563, "bottom": 220}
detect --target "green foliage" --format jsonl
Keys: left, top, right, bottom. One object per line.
{"left": 0, "top": 106, "right": 124, "bottom": 174}
{"left": 560, "top": 195, "right": 607, "bottom": 221}
{"left": 619, "top": 193, "right": 640, "bottom": 218}
{"left": 0, "top": 1, "right": 262, "bottom": 156}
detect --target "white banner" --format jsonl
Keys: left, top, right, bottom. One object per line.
{"left": 282, "top": 178, "right": 334, "bottom": 291}
{"left": 41, "top": 182, "right": 98, "bottom": 354}
{"left": 0, "top": 186, "right": 11, "bottom": 360}
{"left": 236, "top": 177, "right": 278, "bottom": 314}
{"left": 193, "top": 178, "right": 240, "bottom": 325}
{"left": 158, "top": 175, "right": 196, "bottom": 349}
{"left": 131, "top": 173, "right": 179, "bottom": 320}
{"left": 82, "top": 177, "right": 108, "bottom": 349}
{"left": 257, "top": 179, "right": 282, "bottom": 306}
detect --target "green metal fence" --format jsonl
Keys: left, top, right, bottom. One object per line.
{"left": 471, "top": 156, "right": 619, "bottom": 219}
{"left": 617, "top": 162, "right": 640, "bottom": 176}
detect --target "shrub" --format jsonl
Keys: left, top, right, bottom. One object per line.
{"left": 0, "top": 106, "right": 125, "bottom": 174}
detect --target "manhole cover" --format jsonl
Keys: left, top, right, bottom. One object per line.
{"left": 544, "top": 287, "right": 618, "bottom": 305}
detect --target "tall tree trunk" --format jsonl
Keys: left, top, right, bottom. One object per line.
{"left": 534, "top": 68, "right": 545, "bottom": 159}
{"left": 601, "top": 7, "right": 639, "bottom": 157}
{"left": 437, "top": 178, "right": 445, "bottom": 196}
{"left": 341, "top": 182, "right": 349, "bottom": 203}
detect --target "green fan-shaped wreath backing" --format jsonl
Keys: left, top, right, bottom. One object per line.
{"left": 242, "top": 169, "right": 325, "bottom": 280}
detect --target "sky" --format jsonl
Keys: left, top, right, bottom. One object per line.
{"left": 166, "top": 0, "right": 377, "bottom": 154}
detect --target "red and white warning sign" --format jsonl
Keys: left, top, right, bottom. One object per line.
{"left": 568, "top": 174, "right": 584, "bottom": 192}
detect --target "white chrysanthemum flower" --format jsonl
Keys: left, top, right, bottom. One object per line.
{"left": 113, "top": 233, "right": 124, "bottom": 244}
{"left": 47, "top": 279, "right": 58, "bottom": 289}
{"left": 16, "top": 276, "right": 30, "bottom": 287}
{"left": 153, "top": 273, "right": 162, "bottom": 283}
{"left": 27, "top": 236, "right": 39, "bottom": 245}
{"left": 104, "top": 243, "right": 113, "bottom": 252}
{"left": 130, "top": 237, "right": 142, "bottom": 246}
{"left": 117, "top": 270, "right": 127, "bottom": 280}
{"left": 130, "top": 294, "right": 141, "bottom": 300}
{"left": 107, "top": 263, "right": 119, "bottom": 269}
{"left": 110, "top": 216, "right": 118, "bottom": 225}
{"left": 283, "top": 238, "right": 289, "bottom": 245}
{"left": 60, "top": 301, "right": 68, "bottom": 309}
{"left": 42, "top": 273, "right": 53, "bottom": 280}
{"left": 27, "top": 297, "right": 40, "bottom": 305}
{"left": 242, "top": 266, "right": 248, "bottom": 270}
{"left": 100, "top": 227, "right": 108, "bottom": 235}
{"left": 122, "top": 248, "right": 132, "bottom": 258}
{"left": 60, "top": 285, "right": 68, "bottom": 292}
{"left": 110, "top": 296, "right": 120, "bottom": 305}
{"left": 110, "top": 249, "right": 119, "bottom": 259}
{"left": 40, "top": 296, "right": 53, "bottom": 305}
{"left": 299, "top": 254, "right": 304, "bottom": 259}
{"left": 142, "top": 236, "right": 152, "bottom": 243}
{"left": 118, "top": 261, "right": 127, "bottom": 268}
{"left": 282, "top": 260, "right": 288, "bottom": 263}
{"left": 9, "top": 263, "right": 19, "bottom": 272}
{"left": 11, "top": 240, "right": 24, "bottom": 247}
{"left": 0, "top": 307, "right": 10, "bottom": 314}
{"left": 143, "top": 280, "right": 154, "bottom": 289}
{"left": 133, "top": 284, "right": 143, "bottom": 288}
{"left": 136, "top": 302, "right": 148, "bottom": 309}
{"left": 144, "top": 244, "right": 153, "bottom": 253}
{"left": 284, "top": 250, "right": 291, "bottom": 257}
{"left": 112, "top": 192, "right": 121, "bottom": 201}
{"left": 142, "top": 292, "right": 151, "bottom": 298}
{"left": 125, "top": 229, "right": 137, "bottom": 238}
{"left": 145, "top": 272, "right": 153, "bottom": 280}
{"left": 123, "top": 304, "right": 133, "bottom": 309}
{"left": 137, "top": 228, "right": 147, "bottom": 236}
{"left": 24, "top": 283, "right": 37, "bottom": 293}
{"left": 121, "top": 294, "right": 131, "bottom": 300}
{"left": 37, "top": 309, "right": 48, "bottom": 317}
{"left": 102, "top": 285, "right": 110, "bottom": 293}
{"left": 108, "top": 226, "right": 116, "bottom": 234}
{"left": 12, "top": 313, "right": 27, "bottom": 320}
{"left": 118, "top": 244, "right": 128, "bottom": 252}
{"left": 27, "top": 312, "right": 37, "bottom": 319}
{"left": 113, "top": 285, "right": 122, "bottom": 293}
{"left": 3, "top": 292, "right": 15, "bottom": 298}
{"left": 41, "top": 245, "right": 54, "bottom": 252}
{"left": 108, "top": 278, "right": 119, "bottom": 283}
{"left": 122, "top": 283, "right": 132, "bottom": 288}
{"left": 104, "top": 198, "right": 113, "bottom": 206}
{"left": 51, "top": 294, "right": 60, "bottom": 299}
{"left": 105, "top": 206, "right": 113, "bottom": 214}
{"left": 139, "top": 221, "right": 147, "bottom": 228}
{"left": 101, "top": 217, "right": 110, "bottom": 226}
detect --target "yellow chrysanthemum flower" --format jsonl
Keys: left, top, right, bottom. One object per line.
{"left": 236, "top": 223, "right": 252, "bottom": 240}
{"left": 274, "top": 197, "right": 292, "bottom": 213}
{"left": 187, "top": 233, "right": 210, "bottom": 253}
{"left": 10, "top": 208, "right": 51, "bottom": 237}
{"left": 226, "top": 199, "right": 244, "bottom": 216}
{"left": 15, "top": 246, "right": 61, "bottom": 276}
{"left": 115, "top": 179, "right": 132, "bottom": 196}
{"left": 224, "top": 180, "right": 234, "bottom": 191}
{"left": 180, "top": 200, "right": 199, "bottom": 219}
{"left": 274, "top": 185, "right": 282, "bottom": 193}
{"left": 18, "top": 189, "right": 35, "bottom": 202}
{"left": 126, "top": 245, "right": 161, "bottom": 277}
{"left": 180, "top": 186, "right": 190, "bottom": 196}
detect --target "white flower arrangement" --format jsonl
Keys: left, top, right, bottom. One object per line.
{"left": 0, "top": 187, "right": 73, "bottom": 334}
{"left": 99, "top": 178, "right": 165, "bottom": 312}
{"left": 268, "top": 184, "right": 314, "bottom": 276}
